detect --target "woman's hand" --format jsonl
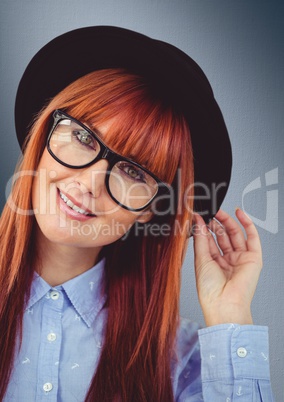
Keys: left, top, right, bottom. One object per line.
{"left": 193, "top": 208, "right": 263, "bottom": 327}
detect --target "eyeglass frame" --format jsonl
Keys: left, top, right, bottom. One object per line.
{"left": 46, "top": 109, "right": 171, "bottom": 212}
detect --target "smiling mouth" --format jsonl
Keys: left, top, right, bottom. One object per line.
{"left": 59, "top": 191, "right": 95, "bottom": 216}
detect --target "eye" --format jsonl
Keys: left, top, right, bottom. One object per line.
{"left": 73, "top": 130, "right": 94, "bottom": 146}
{"left": 118, "top": 163, "right": 146, "bottom": 182}
{"left": 127, "top": 166, "right": 139, "bottom": 179}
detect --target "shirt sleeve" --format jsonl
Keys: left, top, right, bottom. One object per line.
{"left": 175, "top": 323, "right": 275, "bottom": 402}
{"left": 197, "top": 324, "right": 275, "bottom": 401}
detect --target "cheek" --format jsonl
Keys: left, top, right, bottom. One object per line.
{"left": 111, "top": 208, "right": 140, "bottom": 226}
{"left": 32, "top": 173, "right": 56, "bottom": 234}
{"left": 31, "top": 163, "right": 65, "bottom": 243}
{"left": 32, "top": 170, "right": 58, "bottom": 215}
{"left": 87, "top": 210, "right": 139, "bottom": 243}
{"left": 32, "top": 174, "right": 43, "bottom": 214}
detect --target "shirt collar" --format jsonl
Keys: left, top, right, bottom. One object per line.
{"left": 25, "top": 273, "right": 51, "bottom": 311}
{"left": 25, "top": 258, "right": 106, "bottom": 328}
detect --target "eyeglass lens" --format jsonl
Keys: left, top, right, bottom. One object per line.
{"left": 49, "top": 118, "right": 159, "bottom": 210}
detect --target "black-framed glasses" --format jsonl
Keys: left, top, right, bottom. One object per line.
{"left": 46, "top": 110, "right": 171, "bottom": 211}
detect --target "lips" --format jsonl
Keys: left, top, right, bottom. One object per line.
{"left": 58, "top": 190, "right": 96, "bottom": 218}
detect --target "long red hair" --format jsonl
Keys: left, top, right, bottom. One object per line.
{"left": 0, "top": 69, "right": 194, "bottom": 401}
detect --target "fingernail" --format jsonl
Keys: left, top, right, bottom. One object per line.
{"left": 235, "top": 207, "right": 252, "bottom": 221}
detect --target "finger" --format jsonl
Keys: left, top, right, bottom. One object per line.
{"left": 208, "top": 218, "right": 234, "bottom": 254}
{"left": 206, "top": 228, "right": 222, "bottom": 256}
{"left": 214, "top": 209, "right": 247, "bottom": 252}
{"left": 207, "top": 233, "right": 231, "bottom": 271}
{"left": 235, "top": 208, "right": 262, "bottom": 257}
{"left": 193, "top": 214, "right": 230, "bottom": 275}
{"left": 192, "top": 213, "right": 211, "bottom": 259}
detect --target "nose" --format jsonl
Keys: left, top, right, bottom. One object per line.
{"left": 73, "top": 159, "right": 109, "bottom": 198}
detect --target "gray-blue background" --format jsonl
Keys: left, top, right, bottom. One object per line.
{"left": 0, "top": 1, "right": 283, "bottom": 400}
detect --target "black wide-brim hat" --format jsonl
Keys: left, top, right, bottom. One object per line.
{"left": 15, "top": 25, "right": 232, "bottom": 223}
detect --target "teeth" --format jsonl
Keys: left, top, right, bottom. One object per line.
{"left": 59, "top": 191, "right": 90, "bottom": 216}
{"left": 66, "top": 199, "right": 74, "bottom": 208}
{"left": 72, "top": 204, "right": 88, "bottom": 214}
{"left": 60, "top": 192, "right": 68, "bottom": 203}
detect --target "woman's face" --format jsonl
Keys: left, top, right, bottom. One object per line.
{"left": 32, "top": 121, "right": 153, "bottom": 249}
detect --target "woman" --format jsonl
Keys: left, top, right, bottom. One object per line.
{"left": 0, "top": 26, "right": 274, "bottom": 401}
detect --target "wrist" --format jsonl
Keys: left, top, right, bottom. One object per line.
{"left": 202, "top": 303, "right": 253, "bottom": 327}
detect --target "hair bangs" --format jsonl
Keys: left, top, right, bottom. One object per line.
{"left": 103, "top": 104, "right": 189, "bottom": 185}
{"left": 51, "top": 69, "right": 190, "bottom": 185}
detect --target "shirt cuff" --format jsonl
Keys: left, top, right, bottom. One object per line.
{"left": 198, "top": 324, "right": 271, "bottom": 381}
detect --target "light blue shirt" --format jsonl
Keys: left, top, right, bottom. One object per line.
{"left": 5, "top": 259, "right": 274, "bottom": 401}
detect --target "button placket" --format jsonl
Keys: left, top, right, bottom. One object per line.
{"left": 36, "top": 288, "right": 63, "bottom": 400}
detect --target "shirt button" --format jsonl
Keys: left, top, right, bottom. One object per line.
{"left": 47, "top": 332, "right": 57, "bottom": 342}
{"left": 43, "top": 382, "right": 53, "bottom": 392}
{"left": 237, "top": 347, "right": 248, "bottom": 358}
{"left": 50, "top": 290, "right": 60, "bottom": 300}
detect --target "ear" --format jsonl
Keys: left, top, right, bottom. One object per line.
{"left": 136, "top": 209, "right": 154, "bottom": 224}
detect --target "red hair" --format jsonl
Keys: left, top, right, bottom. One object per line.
{"left": 0, "top": 69, "right": 194, "bottom": 401}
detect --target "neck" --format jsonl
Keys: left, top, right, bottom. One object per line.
{"left": 35, "top": 230, "right": 103, "bottom": 287}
